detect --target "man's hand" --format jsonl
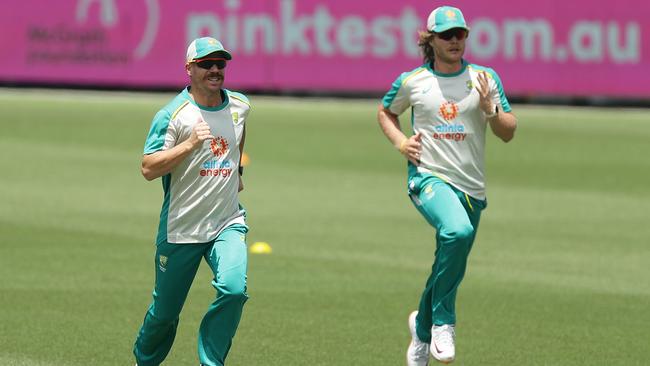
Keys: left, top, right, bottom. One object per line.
{"left": 189, "top": 120, "right": 215, "bottom": 148}
{"left": 475, "top": 71, "right": 495, "bottom": 116}
{"left": 399, "top": 132, "right": 422, "bottom": 165}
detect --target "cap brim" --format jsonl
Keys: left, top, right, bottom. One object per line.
{"left": 195, "top": 50, "right": 232, "bottom": 60}
{"left": 433, "top": 23, "right": 470, "bottom": 33}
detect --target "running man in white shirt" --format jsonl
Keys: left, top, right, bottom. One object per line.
{"left": 377, "top": 6, "right": 517, "bottom": 365}
{"left": 133, "top": 37, "right": 251, "bottom": 366}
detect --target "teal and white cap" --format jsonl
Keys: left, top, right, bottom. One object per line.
{"left": 185, "top": 37, "right": 232, "bottom": 63}
{"left": 427, "top": 6, "right": 470, "bottom": 33}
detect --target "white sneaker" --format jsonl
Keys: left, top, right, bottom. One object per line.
{"left": 430, "top": 324, "right": 455, "bottom": 364}
{"left": 407, "top": 311, "right": 429, "bottom": 366}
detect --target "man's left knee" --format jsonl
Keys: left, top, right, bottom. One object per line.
{"left": 217, "top": 277, "right": 248, "bottom": 303}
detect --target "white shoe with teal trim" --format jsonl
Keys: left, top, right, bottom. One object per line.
{"left": 430, "top": 324, "right": 455, "bottom": 364}
{"left": 407, "top": 311, "right": 429, "bottom": 366}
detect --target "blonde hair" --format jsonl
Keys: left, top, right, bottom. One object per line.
{"left": 418, "top": 31, "right": 436, "bottom": 65}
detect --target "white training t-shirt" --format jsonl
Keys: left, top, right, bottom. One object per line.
{"left": 143, "top": 87, "right": 250, "bottom": 244}
{"left": 382, "top": 60, "right": 511, "bottom": 200}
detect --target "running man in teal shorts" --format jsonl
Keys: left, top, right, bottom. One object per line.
{"left": 133, "top": 37, "right": 252, "bottom": 366}
{"left": 377, "top": 6, "right": 518, "bottom": 365}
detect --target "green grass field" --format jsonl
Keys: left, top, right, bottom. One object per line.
{"left": 1, "top": 89, "right": 649, "bottom": 366}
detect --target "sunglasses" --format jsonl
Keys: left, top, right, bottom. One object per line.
{"left": 435, "top": 28, "right": 468, "bottom": 41}
{"left": 192, "top": 58, "right": 227, "bottom": 70}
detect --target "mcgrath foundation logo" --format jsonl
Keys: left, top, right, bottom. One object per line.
{"left": 210, "top": 136, "right": 229, "bottom": 157}
{"left": 75, "top": 0, "right": 160, "bottom": 59}
{"left": 27, "top": 0, "right": 161, "bottom": 65}
{"left": 439, "top": 102, "right": 459, "bottom": 121}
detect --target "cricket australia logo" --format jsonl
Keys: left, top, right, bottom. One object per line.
{"left": 158, "top": 255, "right": 168, "bottom": 272}
{"left": 210, "top": 136, "right": 229, "bottom": 157}
{"left": 231, "top": 112, "right": 241, "bottom": 125}
{"left": 439, "top": 101, "right": 459, "bottom": 121}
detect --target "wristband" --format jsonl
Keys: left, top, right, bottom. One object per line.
{"left": 485, "top": 105, "right": 498, "bottom": 119}
{"left": 398, "top": 139, "right": 408, "bottom": 154}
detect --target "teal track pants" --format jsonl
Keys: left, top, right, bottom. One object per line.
{"left": 408, "top": 174, "right": 486, "bottom": 343}
{"left": 133, "top": 224, "right": 248, "bottom": 366}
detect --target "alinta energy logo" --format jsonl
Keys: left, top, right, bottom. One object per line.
{"left": 436, "top": 102, "right": 467, "bottom": 142}
{"left": 210, "top": 136, "right": 229, "bottom": 157}
{"left": 433, "top": 124, "right": 467, "bottom": 142}
{"left": 438, "top": 101, "right": 459, "bottom": 121}
{"left": 200, "top": 136, "right": 233, "bottom": 178}
{"left": 200, "top": 160, "right": 233, "bottom": 178}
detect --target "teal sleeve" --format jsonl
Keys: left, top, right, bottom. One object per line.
{"left": 486, "top": 68, "right": 512, "bottom": 113}
{"left": 143, "top": 110, "right": 171, "bottom": 154}
{"left": 382, "top": 73, "right": 409, "bottom": 115}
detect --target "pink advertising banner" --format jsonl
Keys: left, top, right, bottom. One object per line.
{"left": 1, "top": 0, "right": 648, "bottom": 97}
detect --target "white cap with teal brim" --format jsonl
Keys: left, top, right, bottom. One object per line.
{"left": 427, "top": 6, "right": 470, "bottom": 33}
{"left": 186, "top": 37, "right": 232, "bottom": 63}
